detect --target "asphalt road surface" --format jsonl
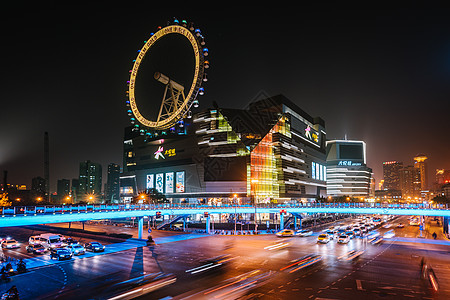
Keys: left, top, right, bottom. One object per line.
{"left": 0, "top": 216, "right": 448, "bottom": 300}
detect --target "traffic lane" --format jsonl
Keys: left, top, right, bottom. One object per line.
{"left": 305, "top": 242, "right": 438, "bottom": 299}
{"left": 249, "top": 239, "right": 432, "bottom": 299}
{"left": 0, "top": 226, "right": 116, "bottom": 260}
{"left": 159, "top": 234, "right": 385, "bottom": 298}
{"left": 5, "top": 232, "right": 441, "bottom": 300}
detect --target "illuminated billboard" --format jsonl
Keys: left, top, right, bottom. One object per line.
{"left": 165, "top": 172, "right": 174, "bottom": 193}
{"left": 312, "top": 162, "right": 326, "bottom": 182}
{"left": 176, "top": 171, "right": 185, "bottom": 193}
{"left": 146, "top": 174, "right": 154, "bottom": 190}
{"left": 155, "top": 173, "right": 164, "bottom": 193}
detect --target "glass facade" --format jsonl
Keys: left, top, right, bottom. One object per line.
{"left": 249, "top": 117, "right": 290, "bottom": 201}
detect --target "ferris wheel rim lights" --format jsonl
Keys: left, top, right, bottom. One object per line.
{"left": 127, "top": 19, "right": 209, "bottom": 132}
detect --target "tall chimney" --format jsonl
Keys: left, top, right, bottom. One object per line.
{"left": 44, "top": 132, "right": 49, "bottom": 201}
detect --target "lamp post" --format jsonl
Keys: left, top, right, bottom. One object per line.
{"left": 233, "top": 194, "right": 237, "bottom": 235}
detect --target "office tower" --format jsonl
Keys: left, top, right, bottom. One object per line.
{"left": 326, "top": 140, "right": 373, "bottom": 198}
{"left": 382, "top": 161, "right": 403, "bottom": 191}
{"left": 413, "top": 154, "right": 428, "bottom": 191}
{"left": 105, "top": 163, "right": 121, "bottom": 203}
{"left": 78, "top": 160, "right": 102, "bottom": 201}
{"left": 400, "top": 165, "right": 421, "bottom": 200}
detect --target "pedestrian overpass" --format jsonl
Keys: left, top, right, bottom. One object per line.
{"left": 1, "top": 203, "right": 448, "bottom": 238}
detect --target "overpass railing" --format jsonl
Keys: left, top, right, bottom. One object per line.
{"left": 0, "top": 202, "right": 448, "bottom": 216}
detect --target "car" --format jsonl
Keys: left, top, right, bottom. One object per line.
{"left": 324, "top": 230, "right": 337, "bottom": 239}
{"left": 68, "top": 244, "right": 86, "bottom": 255}
{"left": 337, "top": 229, "right": 346, "bottom": 235}
{"left": 26, "top": 244, "right": 46, "bottom": 254}
{"left": 345, "top": 231, "right": 355, "bottom": 239}
{"left": 61, "top": 238, "right": 78, "bottom": 247}
{"left": 50, "top": 248, "right": 73, "bottom": 260}
{"left": 295, "top": 229, "right": 313, "bottom": 237}
{"left": 84, "top": 242, "right": 105, "bottom": 252}
{"left": 397, "top": 223, "right": 405, "bottom": 228}
{"left": 337, "top": 235, "right": 350, "bottom": 244}
{"left": 276, "top": 229, "right": 295, "bottom": 237}
{"left": 353, "top": 228, "right": 361, "bottom": 236}
{"left": 1, "top": 239, "right": 20, "bottom": 249}
{"left": 317, "top": 234, "right": 330, "bottom": 244}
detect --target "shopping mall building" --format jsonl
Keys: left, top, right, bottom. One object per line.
{"left": 326, "top": 140, "right": 374, "bottom": 198}
{"left": 120, "top": 95, "right": 328, "bottom": 204}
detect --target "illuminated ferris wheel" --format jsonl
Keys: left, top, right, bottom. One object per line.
{"left": 126, "top": 18, "right": 209, "bottom": 133}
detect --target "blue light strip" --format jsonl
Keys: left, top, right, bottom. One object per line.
{"left": 0, "top": 206, "right": 449, "bottom": 227}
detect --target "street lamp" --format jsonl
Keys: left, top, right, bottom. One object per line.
{"left": 233, "top": 194, "right": 237, "bottom": 235}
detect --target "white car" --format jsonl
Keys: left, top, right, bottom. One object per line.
{"left": 295, "top": 229, "right": 313, "bottom": 237}
{"left": 68, "top": 244, "right": 86, "bottom": 255}
{"left": 337, "top": 235, "right": 350, "bottom": 244}
{"left": 1, "top": 239, "right": 20, "bottom": 249}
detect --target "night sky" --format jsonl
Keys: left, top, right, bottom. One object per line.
{"left": 1, "top": 5, "right": 449, "bottom": 192}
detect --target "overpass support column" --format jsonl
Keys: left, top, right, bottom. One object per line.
{"left": 183, "top": 217, "right": 186, "bottom": 232}
{"left": 280, "top": 213, "right": 284, "bottom": 231}
{"left": 138, "top": 216, "right": 144, "bottom": 239}
{"left": 206, "top": 215, "right": 211, "bottom": 234}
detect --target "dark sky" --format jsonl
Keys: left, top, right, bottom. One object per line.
{"left": 1, "top": 5, "right": 450, "bottom": 192}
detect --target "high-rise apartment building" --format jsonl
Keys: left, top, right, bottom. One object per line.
{"left": 413, "top": 154, "right": 428, "bottom": 191}
{"left": 382, "top": 161, "right": 403, "bottom": 191}
{"left": 31, "top": 176, "right": 46, "bottom": 199}
{"left": 436, "top": 169, "right": 450, "bottom": 185}
{"left": 57, "top": 179, "right": 70, "bottom": 203}
{"left": 78, "top": 160, "right": 102, "bottom": 201}
{"left": 105, "top": 163, "right": 121, "bottom": 203}
{"left": 400, "top": 165, "right": 421, "bottom": 199}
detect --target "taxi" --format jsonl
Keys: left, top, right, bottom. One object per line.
{"left": 317, "top": 234, "right": 330, "bottom": 244}
{"left": 276, "top": 229, "right": 295, "bottom": 237}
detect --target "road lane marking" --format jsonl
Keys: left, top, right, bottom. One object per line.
{"left": 356, "top": 279, "right": 363, "bottom": 291}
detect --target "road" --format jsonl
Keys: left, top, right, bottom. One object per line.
{"left": 0, "top": 216, "right": 448, "bottom": 299}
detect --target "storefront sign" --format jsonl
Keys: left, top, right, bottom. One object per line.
{"left": 338, "top": 160, "right": 362, "bottom": 166}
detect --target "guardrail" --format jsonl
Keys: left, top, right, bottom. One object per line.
{"left": 1, "top": 202, "right": 448, "bottom": 216}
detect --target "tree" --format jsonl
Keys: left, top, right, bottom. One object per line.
{"left": 0, "top": 192, "right": 11, "bottom": 207}
{"left": 432, "top": 195, "right": 449, "bottom": 205}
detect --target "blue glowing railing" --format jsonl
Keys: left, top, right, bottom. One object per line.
{"left": 1, "top": 202, "right": 448, "bottom": 216}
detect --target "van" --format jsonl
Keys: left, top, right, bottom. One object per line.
{"left": 29, "top": 233, "right": 63, "bottom": 249}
